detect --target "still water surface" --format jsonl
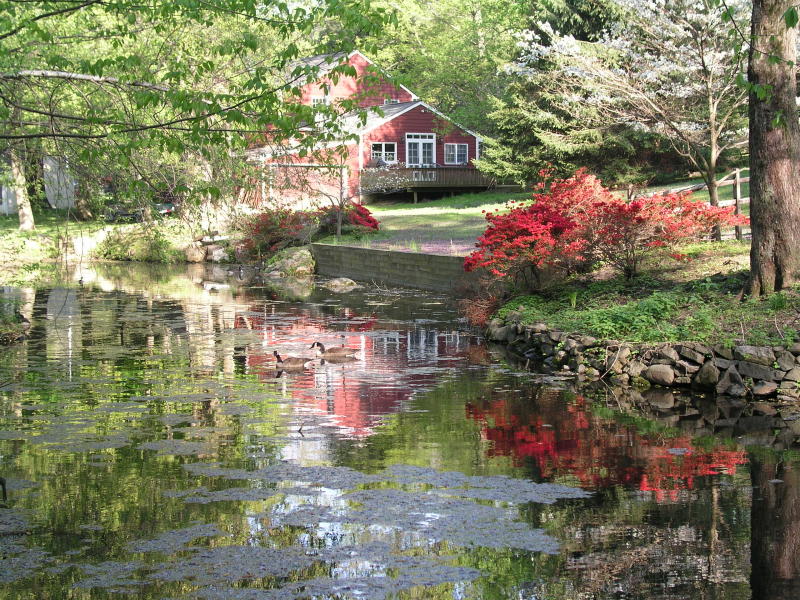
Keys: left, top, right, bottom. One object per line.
{"left": 1, "top": 264, "right": 798, "bottom": 599}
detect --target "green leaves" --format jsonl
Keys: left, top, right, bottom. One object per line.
{"left": 784, "top": 7, "right": 799, "bottom": 28}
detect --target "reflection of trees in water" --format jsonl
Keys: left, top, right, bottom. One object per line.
{"left": 465, "top": 388, "right": 752, "bottom": 598}
{"left": 467, "top": 390, "right": 747, "bottom": 496}
{"left": 750, "top": 450, "right": 800, "bottom": 600}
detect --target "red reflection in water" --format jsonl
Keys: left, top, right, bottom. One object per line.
{"left": 235, "top": 307, "right": 468, "bottom": 436}
{"left": 467, "top": 393, "right": 747, "bottom": 502}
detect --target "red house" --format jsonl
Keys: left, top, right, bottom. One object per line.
{"left": 245, "top": 51, "right": 493, "bottom": 205}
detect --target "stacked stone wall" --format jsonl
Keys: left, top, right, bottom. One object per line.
{"left": 487, "top": 318, "right": 800, "bottom": 403}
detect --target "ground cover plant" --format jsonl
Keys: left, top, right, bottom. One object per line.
{"left": 492, "top": 240, "right": 800, "bottom": 347}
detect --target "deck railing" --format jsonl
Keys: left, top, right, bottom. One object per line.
{"left": 360, "top": 166, "right": 496, "bottom": 193}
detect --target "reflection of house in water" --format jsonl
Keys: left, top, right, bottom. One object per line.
{"left": 45, "top": 288, "right": 82, "bottom": 379}
{"left": 237, "top": 306, "right": 472, "bottom": 437}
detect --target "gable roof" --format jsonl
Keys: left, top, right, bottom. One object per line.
{"left": 294, "top": 51, "right": 349, "bottom": 75}
{"left": 340, "top": 100, "right": 482, "bottom": 141}
{"left": 294, "top": 50, "right": 418, "bottom": 101}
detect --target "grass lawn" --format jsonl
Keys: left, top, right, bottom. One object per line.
{"left": 0, "top": 210, "right": 193, "bottom": 284}
{"left": 318, "top": 190, "right": 530, "bottom": 255}
{"left": 0, "top": 210, "right": 112, "bottom": 284}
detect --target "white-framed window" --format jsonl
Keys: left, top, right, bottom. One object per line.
{"left": 384, "top": 98, "right": 400, "bottom": 104}
{"left": 311, "top": 96, "right": 331, "bottom": 107}
{"left": 444, "top": 143, "right": 469, "bottom": 165}
{"left": 406, "top": 133, "right": 436, "bottom": 166}
{"left": 371, "top": 142, "right": 397, "bottom": 164}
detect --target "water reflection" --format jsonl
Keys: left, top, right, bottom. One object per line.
{"left": 0, "top": 263, "right": 797, "bottom": 598}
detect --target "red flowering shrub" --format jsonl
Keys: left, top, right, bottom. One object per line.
{"left": 465, "top": 169, "right": 748, "bottom": 285}
{"left": 317, "top": 202, "right": 379, "bottom": 235}
{"left": 348, "top": 203, "right": 380, "bottom": 230}
{"left": 242, "top": 207, "right": 318, "bottom": 258}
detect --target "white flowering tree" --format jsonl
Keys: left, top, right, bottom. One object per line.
{"left": 518, "top": 0, "right": 750, "bottom": 216}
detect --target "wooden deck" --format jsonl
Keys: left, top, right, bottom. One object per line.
{"left": 360, "top": 166, "right": 496, "bottom": 194}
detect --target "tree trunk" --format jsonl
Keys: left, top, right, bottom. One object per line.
{"left": 747, "top": 0, "right": 800, "bottom": 295}
{"left": 706, "top": 173, "right": 722, "bottom": 241}
{"left": 74, "top": 180, "right": 94, "bottom": 221}
{"left": 10, "top": 148, "right": 35, "bottom": 231}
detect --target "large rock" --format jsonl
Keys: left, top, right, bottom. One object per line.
{"left": 713, "top": 345, "right": 734, "bottom": 360}
{"left": 184, "top": 241, "right": 206, "bottom": 263}
{"left": 716, "top": 365, "right": 745, "bottom": 396}
{"left": 784, "top": 367, "right": 800, "bottom": 382}
{"left": 644, "top": 364, "right": 675, "bottom": 386}
{"left": 752, "top": 381, "right": 778, "bottom": 397}
{"left": 713, "top": 356, "right": 732, "bottom": 370}
{"left": 264, "top": 246, "right": 315, "bottom": 278}
{"left": 733, "top": 345, "right": 775, "bottom": 366}
{"left": 206, "top": 244, "right": 231, "bottom": 263}
{"left": 676, "top": 344, "right": 706, "bottom": 364}
{"left": 737, "top": 360, "right": 779, "bottom": 382}
{"left": 655, "top": 346, "right": 680, "bottom": 364}
{"left": 777, "top": 350, "right": 796, "bottom": 371}
{"left": 693, "top": 360, "right": 720, "bottom": 389}
{"left": 627, "top": 360, "right": 647, "bottom": 378}
{"left": 323, "top": 277, "right": 361, "bottom": 293}
{"left": 675, "top": 360, "right": 700, "bottom": 375}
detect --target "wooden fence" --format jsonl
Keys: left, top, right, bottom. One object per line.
{"left": 644, "top": 168, "right": 750, "bottom": 241}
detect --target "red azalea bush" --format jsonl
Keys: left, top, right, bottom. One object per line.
{"left": 241, "top": 207, "right": 318, "bottom": 258}
{"left": 465, "top": 169, "right": 748, "bottom": 286}
{"left": 317, "top": 202, "right": 379, "bottom": 235}
{"left": 348, "top": 203, "right": 380, "bottom": 230}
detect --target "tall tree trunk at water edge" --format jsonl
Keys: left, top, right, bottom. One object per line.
{"left": 748, "top": 0, "right": 800, "bottom": 295}
{"left": 10, "top": 147, "right": 35, "bottom": 231}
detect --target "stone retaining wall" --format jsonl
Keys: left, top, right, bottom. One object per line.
{"left": 487, "top": 318, "right": 800, "bottom": 402}
{"left": 310, "top": 243, "right": 477, "bottom": 292}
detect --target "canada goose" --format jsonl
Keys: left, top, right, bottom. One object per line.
{"left": 309, "top": 342, "right": 359, "bottom": 359}
{"left": 273, "top": 350, "right": 314, "bottom": 369}
{"left": 15, "top": 311, "right": 30, "bottom": 332}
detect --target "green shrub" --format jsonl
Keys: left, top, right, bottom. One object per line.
{"left": 94, "top": 226, "right": 182, "bottom": 263}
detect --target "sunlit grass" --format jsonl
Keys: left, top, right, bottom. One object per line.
{"left": 316, "top": 190, "right": 529, "bottom": 252}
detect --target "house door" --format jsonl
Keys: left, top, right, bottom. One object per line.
{"left": 406, "top": 134, "right": 436, "bottom": 166}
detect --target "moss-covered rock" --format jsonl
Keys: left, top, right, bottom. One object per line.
{"left": 263, "top": 247, "right": 315, "bottom": 278}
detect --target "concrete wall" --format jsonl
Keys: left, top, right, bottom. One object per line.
{"left": 311, "top": 243, "right": 476, "bottom": 292}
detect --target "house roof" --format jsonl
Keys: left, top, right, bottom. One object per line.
{"left": 338, "top": 101, "right": 420, "bottom": 133}
{"left": 340, "top": 101, "right": 482, "bottom": 141}
{"left": 292, "top": 50, "right": 419, "bottom": 100}
{"left": 293, "top": 51, "right": 350, "bottom": 75}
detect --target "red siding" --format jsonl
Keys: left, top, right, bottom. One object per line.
{"left": 361, "top": 106, "right": 477, "bottom": 168}
{"left": 298, "top": 53, "right": 414, "bottom": 108}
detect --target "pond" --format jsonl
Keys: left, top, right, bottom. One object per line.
{"left": 1, "top": 263, "right": 798, "bottom": 599}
